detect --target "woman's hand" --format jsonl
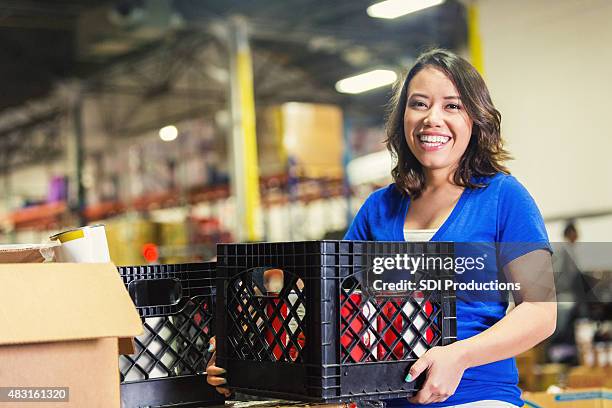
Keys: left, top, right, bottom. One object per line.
{"left": 206, "top": 337, "right": 232, "bottom": 397}
{"left": 407, "top": 342, "right": 469, "bottom": 404}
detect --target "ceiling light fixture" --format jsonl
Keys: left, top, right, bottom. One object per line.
{"left": 367, "top": 0, "right": 445, "bottom": 19}
{"left": 335, "top": 69, "right": 397, "bottom": 94}
{"left": 159, "top": 125, "right": 178, "bottom": 142}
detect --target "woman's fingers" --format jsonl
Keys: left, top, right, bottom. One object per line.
{"left": 408, "top": 388, "right": 450, "bottom": 404}
{"left": 208, "top": 376, "right": 227, "bottom": 387}
{"left": 430, "top": 395, "right": 449, "bottom": 403}
{"left": 408, "top": 389, "right": 431, "bottom": 404}
{"left": 207, "top": 365, "right": 226, "bottom": 376}
{"left": 216, "top": 387, "right": 232, "bottom": 397}
{"left": 206, "top": 337, "right": 230, "bottom": 397}
{"left": 406, "top": 353, "right": 432, "bottom": 403}
{"left": 406, "top": 354, "right": 429, "bottom": 382}
{"left": 207, "top": 364, "right": 228, "bottom": 390}
{"left": 206, "top": 337, "right": 217, "bottom": 370}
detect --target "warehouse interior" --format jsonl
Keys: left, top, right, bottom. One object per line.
{"left": 0, "top": 0, "right": 610, "bottom": 405}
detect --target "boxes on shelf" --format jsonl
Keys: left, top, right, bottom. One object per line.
{"left": 0, "top": 263, "right": 142, "bottom": 407}
{"left": 117, "top": 262, "right": 224, "bottom": 408}
{"left": 533, "top": 364, "right": 567, "bottom": 392}
{"left": 259, "top": 103, "right": 344, "bottom": 178}
{"left": 106, "top": 219, "right": 158, "bottom": 266}
{"left": 215, "top": 240, "right": 456, "bottom": 403}
{"left": 517, "top": 348, "right": 538, "bottom": 391}
{"left": 158, "top": 222, "right": 189, "bottom": 264}
{"left": 522, "top": 388, "right": 611, "bottom": 408}
{"left": 567, "top": 366, "right": 612, "bottom": 388}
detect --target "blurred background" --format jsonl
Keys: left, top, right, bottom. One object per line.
{"left": 0, "top": 0, "right": 610, "bottom": 394}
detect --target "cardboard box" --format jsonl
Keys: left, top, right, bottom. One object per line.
{"left": 0, "top": 244, "right": 58, "bottom": 263}
{"left": 522, "top": 388, "right": 611, "bottom": 407}
{"left": 159, "top": 222, "right": 188, "bottom": 264}
{"left": 517, "top": 348, "right": 538, "bottom": 391}
{"left": 260, "top": 103, "right": 344, "bottom": 178}
{"left": 533, "top": 364, "right": 567, "bottom": 392}
{"left": 568, "top": 366, "right": 612, "bottom": 388}
{"left": 0, "top": 263, "right": 142, "bottom": 407}
{"left": 105, "top": 219, "right": 158, "bottom": 265}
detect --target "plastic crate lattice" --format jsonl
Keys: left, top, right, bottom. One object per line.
{"left": 117, "top": 262, "right": 223, "bottom": 408}
{"left": 216, "top": 241, "right": 457, "bottom": 402}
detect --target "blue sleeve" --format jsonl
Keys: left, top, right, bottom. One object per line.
{"left": 344, "top": 197, "right": 371, "bottom": 240}
{"left": 497, "top": 176, "right": 552, "bottom": 268}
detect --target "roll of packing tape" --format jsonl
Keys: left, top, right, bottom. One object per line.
{"left": 50, "top": 224, "right": 111, "bottom": 263}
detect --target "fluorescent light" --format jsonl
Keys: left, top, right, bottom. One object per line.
{"left": 367, "top": 0, "right": 444, "bottom": 19}
{"left": 159, "top": 125, "right": 178, "bottom": 142}
{"left": 335, "top": 69, "right": 397, "bottom": 94}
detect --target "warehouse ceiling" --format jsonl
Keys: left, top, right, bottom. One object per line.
{"left": 0, "top": 0, "right": 467, "bottom": 169}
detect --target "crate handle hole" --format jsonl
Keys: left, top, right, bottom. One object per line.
{"left": 243, "top": 267, "right": 304, "bottom": 297}
{"left": 128, "top": 278, "right": 182, "bottom": 307}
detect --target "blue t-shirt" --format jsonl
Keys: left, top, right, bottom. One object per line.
{"left": 344, "top": 173, "right": 551, "bottom": 407}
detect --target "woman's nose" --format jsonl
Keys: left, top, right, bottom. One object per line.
{"left": 423, "top": 108, "right": 443, "bottom": 126}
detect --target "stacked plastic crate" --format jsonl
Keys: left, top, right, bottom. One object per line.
{"left": 117, "top": 262, "right": 224, "bottom": 408}
{"left": 215, "top": 240, "right": 457, "bottom": 403}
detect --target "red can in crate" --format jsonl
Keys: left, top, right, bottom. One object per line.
{"left": 264, "top": 292, "right": 286, "bottom": 360}
{"left": 340, "top": 291, "right": 377, "bottom": 362}
{"left": 377, "top": 291, "right": 434, "bottom": 360}
{"left": 264, "top": 290, "right": 305, "bottom": 362}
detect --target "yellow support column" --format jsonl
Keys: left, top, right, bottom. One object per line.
{"left": 228, "top": 17, "right": 262, "bottom": 242}
{"left": 467, "top": 2, "right": 485, "bottom": 76}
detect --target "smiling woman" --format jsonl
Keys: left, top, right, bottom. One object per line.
{"left": 405, "top": 67, "right": 472, "bottom": 173}
{"left": 206, "top": 48, "right": 556, "bottom": 408}
{"left": 344, "top": 49, "right": 556, "bottom": 407}
{"left": 386, "top": 49, "right": 510, "bottom": 199}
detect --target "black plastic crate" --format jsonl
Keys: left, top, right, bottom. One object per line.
{"left": 117, "top": 262, "right": 225, "bottom": 408}
{"left": 216, "top": 241, "right": 456, "bottom": 403}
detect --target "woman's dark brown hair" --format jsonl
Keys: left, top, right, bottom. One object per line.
{"left": 386, "top": 48, "right": 510, "bottom": 198}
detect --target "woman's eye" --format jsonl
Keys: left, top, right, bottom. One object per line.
{"left": 410, "top": 100, "right": 427, "bottom": 108}
{"left": 447, "top": 103, "right": 461, "bottom": 110}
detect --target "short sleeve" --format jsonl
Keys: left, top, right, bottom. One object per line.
{"left": 344, "top": 197, "right": 371, "bottom": 240}
{"left": 496, "top": 176, "right": 552, "bottom": 268}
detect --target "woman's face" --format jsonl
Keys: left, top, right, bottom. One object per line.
{"left": 404, "top": 66, "right": 473, "bottom": 173}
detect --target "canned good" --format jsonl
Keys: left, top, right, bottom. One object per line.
{"left": 287, "top": 290, "right": 306, "bottom": 361}
{"left": 264, "top": 291, "right": 287, "bottom": 361}
{"left": 263, "top": 290, "right": 306, "bottom": 362}
{"left": 340, "top": 291, "right": 378, "bottom": 363}
{"left": 50, "top": 224, "right": 111, "bottom": 263}
{"left": 377, "top": 292, "right": 432, "bottom": 360}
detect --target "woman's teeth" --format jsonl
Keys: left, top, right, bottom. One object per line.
{"left": 418, "top": 135, "right": 450, "bottom": 147}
